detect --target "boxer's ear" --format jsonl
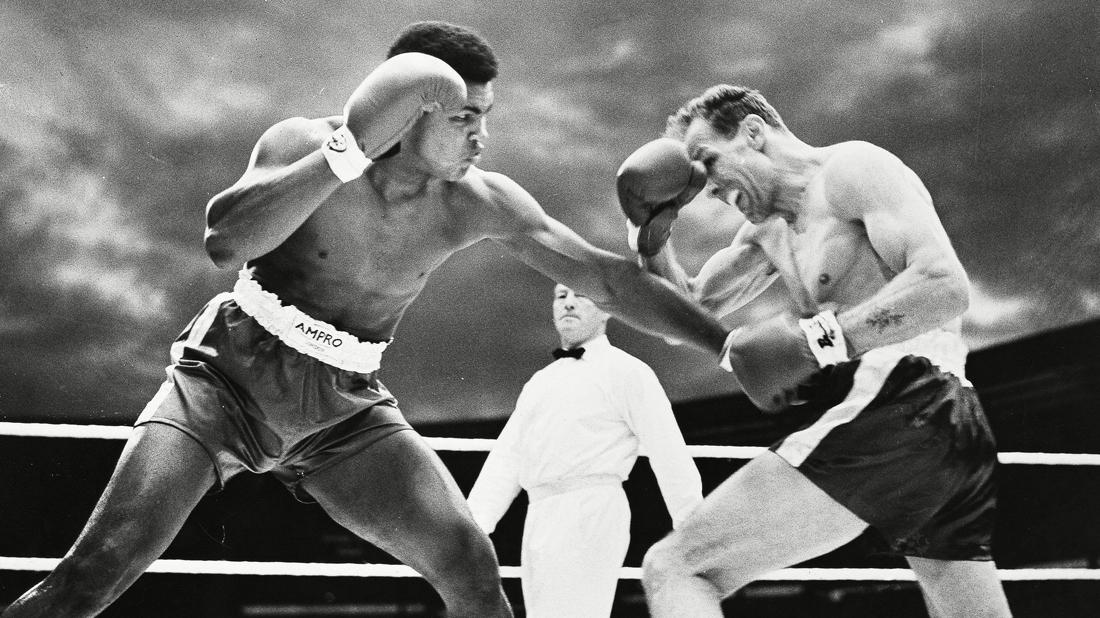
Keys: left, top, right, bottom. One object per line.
{"left": 741, "top": 115, "right": 766, "bottom": 150}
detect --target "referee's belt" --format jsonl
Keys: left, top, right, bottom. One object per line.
{"left": 526, "top": 474, "right": 622, "bottom": 503}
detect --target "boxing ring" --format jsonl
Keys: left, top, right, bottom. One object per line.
{"left": 2, "top": 421, "right": 1099, "bottom": 587}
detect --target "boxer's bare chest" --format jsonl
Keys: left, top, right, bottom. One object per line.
{"left": 756, "top": 206, "right": 891, "bottom": 315}
{"left": 251, "top": 180, "right": 484, "bottom": 338}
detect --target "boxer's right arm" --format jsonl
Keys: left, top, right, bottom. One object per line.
{"left": 203, "top": 118, "right": 342, "bottom": 268}
{"left": 203, "top": 53, "right": 466, "bottom": 268}
{"left": 637, "top": 243, "right": 693, "bottom": 296}
{"left": 639, "top": 221, "right": 779, "bottom": 318}
{"left": 687, "top": 223, "right": 780, "bottom": 317}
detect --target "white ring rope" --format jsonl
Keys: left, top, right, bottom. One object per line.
{"left": 2, "top": 422, "right": 1097, "bottom": 581}
{"left": 0, "top": 556, "right": 1095, "bottom": 580}
{"left": 0, "top": 557, "right": 1096, "bottom": 581}
{"left": 2, "top": 422, "right": 1099, "bottom": 466}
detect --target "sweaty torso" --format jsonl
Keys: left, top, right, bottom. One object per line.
{"left": 248, "top": 166, "right": 492, "bottom": 342}
{"left": 751, "top": 145, "right": 894, "bottom": 317}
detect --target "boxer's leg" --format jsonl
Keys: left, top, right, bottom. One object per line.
{"left": 641, "top": 451, "right": 867, "bottom": 618}
{"left": 908, "top": 557, "right": 1011, "bottom": 617}
{"left": 2, "top": 424, "right": 217, "bottom": 617}
{"left": 303, "top": 429, "right": 512, "bottom": 618}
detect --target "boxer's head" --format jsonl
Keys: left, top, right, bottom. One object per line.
{"left": 381, "top": 22, "right": 498, "bottom": 178}
{"left": 552, "top": 284, "right": 610, "bottom": 349}
{"left": 665, "top": 85, "right": 785, "bottom": 141}
{"left": 387, "top": 21, "right": 499, "bottom": 84}
{"left": 664, "top": 86, "right": 790, "bottom": 224}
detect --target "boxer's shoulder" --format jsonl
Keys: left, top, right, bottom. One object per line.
{"left": 822, "top": 141, "right": 910, "bottom": 190}
{"left": 443, "top": 168, "right": 518, "bottom": 205}
{"left": 445, "top": 168, "right": 556, "bottom": 236}
{"left": 819, "top": 141, "right": 918, "bottom": 219}
{"left": 250, "top": 116, "right": 338, "bottom": 168}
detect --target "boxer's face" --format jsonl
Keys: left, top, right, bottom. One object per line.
{"left": 552, "top": 284, "right": 609, "bottom": 348}
{"left": 404, "top": 81, "right": 493, "bottom": 181}
{"left": 684, "top": 117, "right": 776, "bottom": 223}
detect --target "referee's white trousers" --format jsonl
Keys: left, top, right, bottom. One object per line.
{"left": 521, "top": 476, "right": 631, "bottom": 618}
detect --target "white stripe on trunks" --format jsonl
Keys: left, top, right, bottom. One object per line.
{"left": 775, "top": 342, "right": 922, "bottom": 467}
{"left": 773, "top": 329, "right": 972, "bottom": 467}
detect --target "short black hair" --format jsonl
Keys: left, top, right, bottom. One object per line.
{"left": 665, "top": 85, "right": 787, "bottom": 139}
{"left": 388, "top": 21, "right": 498, "bottom": 83}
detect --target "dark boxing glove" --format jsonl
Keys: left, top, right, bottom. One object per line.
{"left": 616, "top": 138, "right": 707, "bottom": 256}
{"left": 720, "top": 310, "right": 850, "bottom": 412}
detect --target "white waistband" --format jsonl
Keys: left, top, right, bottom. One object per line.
{"left": 862, "top": 328, "right": 971, "bottom": 386}
{"left": 232, "top": 270, "right": 388, "bottom": 373}
{"left": 526, "top": 474, "right": 622, "bottom": 503}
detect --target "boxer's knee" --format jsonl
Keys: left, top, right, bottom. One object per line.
{"left": 51, "top": 559, "right": 115, "bottom": 615}
{"left": 643, "top": 536, "right": 726, "bottom": 615}
{"left": 642, "top": 535, "right": 692, "bottom": 592}
{"left": 450, "top": 549, "right": 502, "bottom": 601}
{"left": 7, "top": 543, "right": 139, "bottom": 617}
{"left": 431, "top": 523, "right": 508, "bottom": 615}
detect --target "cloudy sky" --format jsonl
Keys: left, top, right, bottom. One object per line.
{"left": 1, "top": 0, "right": 1097, "bottom": 425}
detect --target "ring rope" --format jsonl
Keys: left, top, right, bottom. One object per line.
{"left": 2, "top": 422, "right": 1099, "bottom": 466}
{"left": 0, "top": 557, "right": 1096, "bottom": 581}
{"left": 2, "top": 422, "right": 1097, "bottom": 582}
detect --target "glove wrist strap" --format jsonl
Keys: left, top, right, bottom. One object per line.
{"left": 798, "top": 310, "right": 849, "bottom": 367}
{"left": 625, "top": 220, "right": 641, "bottom": 252}
{"left": 718, "top": 328, "right": 741, "bottom": 372}
{"left": 321, "top": 125, "right": 371, "bottom": 182}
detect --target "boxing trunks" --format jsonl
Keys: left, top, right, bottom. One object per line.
{"left": 136, "top": 270, "right": 411, "bottom": 501}
{"left": 771, "top": 329, "right": 998, "bottom": 560}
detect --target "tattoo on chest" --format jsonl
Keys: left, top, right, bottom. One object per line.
{"left": 867, "top": 308, "right": 905, "bottom": 332}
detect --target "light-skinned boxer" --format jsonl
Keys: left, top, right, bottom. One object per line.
{"left": 617, "top": 85, "right": 1010, "bottom": 618}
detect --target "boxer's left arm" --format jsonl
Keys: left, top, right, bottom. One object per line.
{"left": 828, "top": 145, "right": 971, "bottom": 356}
{"left": 482, "top": 172, "right": 728, "bottom": 356}
{"left": 684, "top": 222, "right": 781, "bottom": 318}
{"left": 637, "top": 242, "right": 693, "bottom": 295}
{"left": 641, "top": 223, "right": 779, "bottom": 319}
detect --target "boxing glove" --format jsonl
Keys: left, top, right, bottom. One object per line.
{"left": 616, "top": 138, "right": 707, "bottom": 256}
{"left": 322, "top": 53, "right": 468, "bottom": 182}
{"left": 720, "top": 311, "right": 849, "bottom": 412}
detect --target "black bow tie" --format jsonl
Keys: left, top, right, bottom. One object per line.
{"left": 552, "top": 347, "right": 585, "bottom": 360}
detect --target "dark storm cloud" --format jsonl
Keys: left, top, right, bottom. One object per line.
{"left": 799, "top": 0, "right": 1100, "bottom": 343}
{"left": 1, "top": 0, "right": 1096, "bottom": 424}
